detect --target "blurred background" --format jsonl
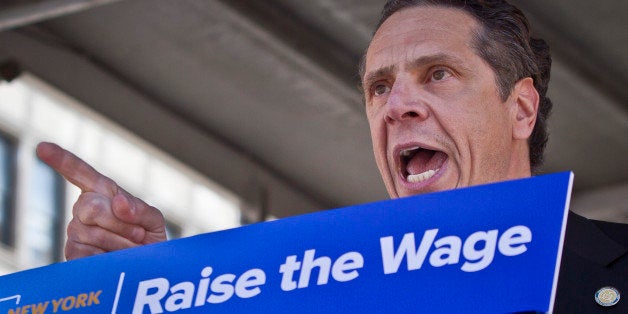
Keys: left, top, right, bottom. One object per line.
{"left": 0, "top": 0, "right": 626, "bottom": 273}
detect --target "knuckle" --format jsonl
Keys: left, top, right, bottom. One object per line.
{"left": 65, "top": 241, "right": 103, "bottom": 260}
{"left": 64, "top": 240, "right": 82, "bottom": 260}
{"left": 66, "top": 219, "right": 76, "bottom": 233}
{"left": 68, "top": 221, "right": 102, "bottom": 245}
{"left": 64, "top": 244, "right": 77, "bottom": 260}
{"left": 66, "top": 219, "right": 82, "bottom": 241}
{"left": 85, "top": 227, "right": 109, "bottom": 245}
{"left": 150, "top": 205, "right": 165, "bottom": 221}
{"left": 99, "top": 177, "right": 118, "bottom": 195}
{"left": 74, "top": 193, "right": 109, "bottom": 223}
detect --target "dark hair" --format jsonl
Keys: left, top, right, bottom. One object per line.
{"left": 364, "top": 0, "right": 552, "bottom": 172}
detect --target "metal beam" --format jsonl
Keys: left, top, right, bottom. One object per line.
{"left": 217, "top": 0, "right": 362, "bottom": 90}
{"left": 0, "top": 0, "right": 124, "bottom": 32}
{"left": 0, "top": 29, "right": 326, "bottom": 217}
{"left": 512, "top": 0, "right": 628, "bottom": 110}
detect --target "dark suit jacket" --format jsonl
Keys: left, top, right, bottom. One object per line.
{"left": 554, "top": 212, "right": 627, "bottom": 313}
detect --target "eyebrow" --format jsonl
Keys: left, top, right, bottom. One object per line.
{"left": 407, "top": 53, "right": 468, "bottom": 72}
{"left": 362, "top": 64, "right": 396, "bottom": 91}
{"left": 362, "top": 53, "right": 470, "bottom": 89}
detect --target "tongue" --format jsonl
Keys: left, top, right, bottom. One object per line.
{"left": 407, "top": 150, "right": 447, "bottom": 175}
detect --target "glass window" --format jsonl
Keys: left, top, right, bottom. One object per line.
{"left": 0, "top": 75, "right": 243, "bottom": 272}
{"left": 24, "top": 159, "right": 65, "bottom": 266}
{"left": 0, "top": 134, "right": 15, "bottom": 247}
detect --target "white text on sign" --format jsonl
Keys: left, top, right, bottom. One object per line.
{"left": 380, "top": 225, "right": 532, "bottom": 274}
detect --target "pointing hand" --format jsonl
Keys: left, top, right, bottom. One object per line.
{"left": 36, "top": 142, "right": 167, "bottom": 260}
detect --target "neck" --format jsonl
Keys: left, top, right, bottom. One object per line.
{"left": 507, "top": 141, "right": 533, "bottom": 179}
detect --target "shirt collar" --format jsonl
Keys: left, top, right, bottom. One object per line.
{"left": 565, "top": 211, "right": 628, "bottom": 266}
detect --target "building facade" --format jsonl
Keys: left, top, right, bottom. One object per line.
{"left": 0, "top": 74, "right": 242, "bottom": 274}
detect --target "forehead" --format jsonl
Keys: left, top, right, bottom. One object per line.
{"left": 365, "top": 6, "right": 480, "bottom": 76}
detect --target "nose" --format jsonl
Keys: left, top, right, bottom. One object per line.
{"left": 384, "top": 80, "right": 430, "bottom": 124}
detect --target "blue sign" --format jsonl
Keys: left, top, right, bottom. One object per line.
{"left": 0, "top": 172, "right": 573, "bottom": 313}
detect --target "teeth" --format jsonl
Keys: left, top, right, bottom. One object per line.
{"left": 401, "top": 146, "right": 421, "bottom": 157}
{"left": 407, "top": 169, "right": 438, "bottom": 183}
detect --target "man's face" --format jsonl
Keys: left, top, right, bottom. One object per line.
{"left": 364, "top": 6, "right": 528, "bottom": 198}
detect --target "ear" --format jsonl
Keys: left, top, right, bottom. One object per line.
{"left": 511, "top": 77, "right": 539, "bottom": 140}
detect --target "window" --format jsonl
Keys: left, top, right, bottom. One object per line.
{"left": 0, "top": 134, "right": 15, "bottom": 247}
{"left": 24, "top": 159, "right": 65, "bottom": 266}
{"left": 0, "top": 74, "right": 242, "bottom": 272}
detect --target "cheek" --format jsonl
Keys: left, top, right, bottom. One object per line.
{"left": 447, "top": 85, "right": 509, "bottom": 133}
{"left": 461, "top": 109, "right": 509, "bottom": 148}
{"left": 471, "top": 100, "right": 513, "bottom": 145}
{"left": 437, "top": 97, "right": 510, "bottom": 162}
{"left": 366, "top": 108, "right": 384, "bottom": 143}
{"left": 457, "top": 104, "right": 513, "bottom": 171}
{"left": 366, "top": 109, "right": 390, "bottom": 168}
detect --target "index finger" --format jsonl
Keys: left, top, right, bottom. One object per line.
{"left": 36, "top": 142, "right": 117, "bottom": 196}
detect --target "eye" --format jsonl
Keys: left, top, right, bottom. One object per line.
{"left": 430, "top": 68, "right": 452, "bottom": 82}
{"left": 373, "top": 83, "right": 391, "bottom": 96}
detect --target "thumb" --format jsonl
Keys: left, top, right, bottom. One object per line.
{"left": 112, "top": 192, "right": 166, "bottom": 239}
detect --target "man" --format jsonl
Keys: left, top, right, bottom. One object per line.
{"left": 37, "top": 0, "right": 626, "bottom": 312}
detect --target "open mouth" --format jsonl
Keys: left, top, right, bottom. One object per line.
{"left": 399, "top": 146, "right": 447, "bottom": 183}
